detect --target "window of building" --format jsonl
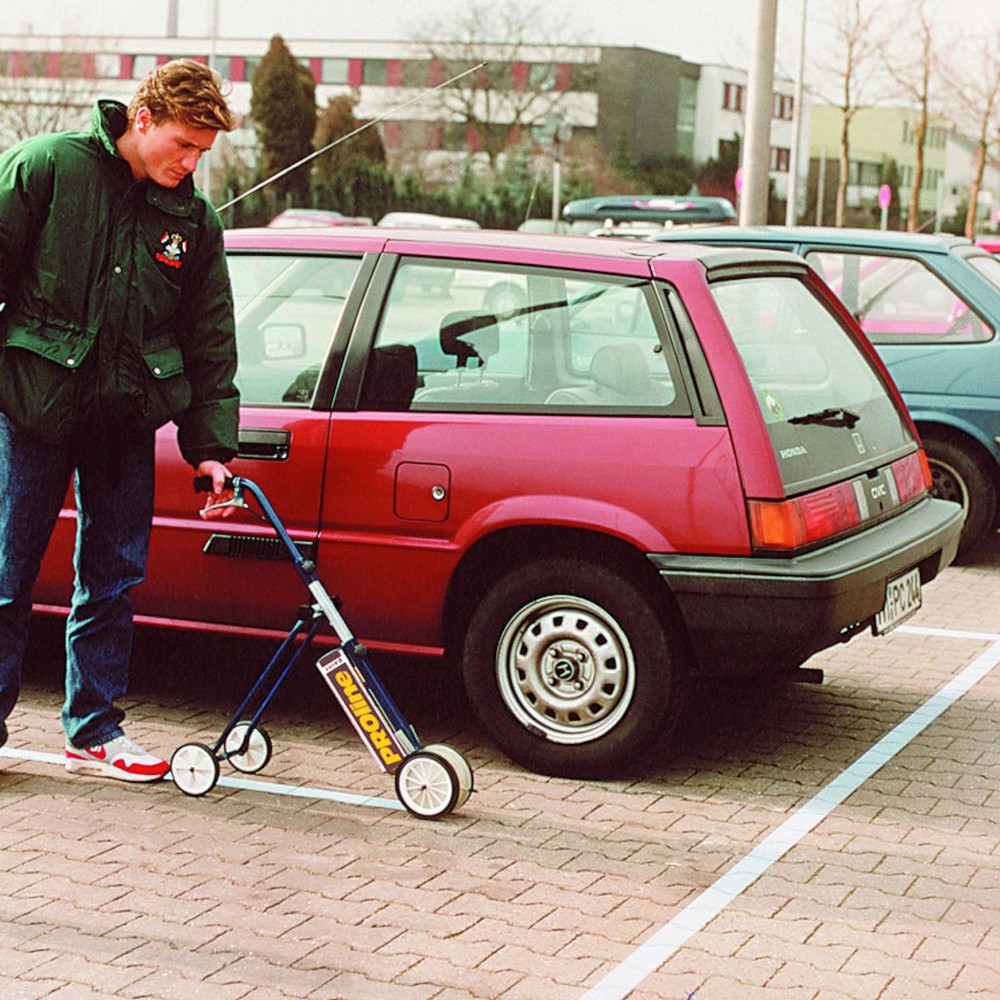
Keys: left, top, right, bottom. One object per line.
{"left": 363, "top": 59, "right": 388, "bottom": 86}
{"left": 722, "top": 81, "right": 744, "bottom": 112}
{"left": 528, "top": 63, "right": 556, "bottom": 92}
{"left": 772, "top": 93, "right": 793, "bottom": 120}
{"left": 94, "top": 53, "right": 122, "bottom": 78}
{"left": 321, "top": 57, "right": 349, "bottom": 84}
{"left": 770, "top": 146, "right": 790, "bottom": 172}
{"left": 441, "top": 122, "right": 469, "bottom": 151}
{"left": 848, "top": 161, "right": 881, "bottom": 186}
{"left": 677, "top": 74, "right": 697, "bottom": 160}
{"left": 212, "top": 55, "right": 234, "bottom": 80}
{"left": 401, "top": 60, "right": 430, "bottom": 88}
{"left": 569, "top": 62, "right": 598, "bottom": 92}
{"left": 132, "top": 54, "right": 158, "bottom": 78}
{"left": 23, "top": 51, "right": 48, "bottom": 76}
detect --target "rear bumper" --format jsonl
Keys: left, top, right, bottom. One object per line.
{"left": 649, "top": 497, "right": 964, "bottom": 675}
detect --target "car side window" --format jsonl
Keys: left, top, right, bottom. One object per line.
{"left": 228, "top": 254, "right": 361, "bottom": 405}
{"left": 365, "top": 259, "right": 679, "bottom": 413}
{"left": 807, "top": 250, "right": 993, "bottom": 344}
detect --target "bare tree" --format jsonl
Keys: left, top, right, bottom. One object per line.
{"left": 410, "top": 0, "right": 593, "bottom": 173}
{"left": 884, "top": 0, "right": 937, "bottom": 231}
{"left": 0, "top": 49, "right": 92, "bottom": 148}
{"left": 945, "top": 31, "right": 1000, "bottom": 238}
{"left": 814, "top": 0, "right": 894, "bottom": 226}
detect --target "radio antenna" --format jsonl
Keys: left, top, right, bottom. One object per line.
{"left": 217, "top": 61, "right": 487, "bottom": 212}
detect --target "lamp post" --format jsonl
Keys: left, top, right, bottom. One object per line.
{"left": 785, "top": 0, "right": 807, "bottom": 226}
{"left": 740, "top": 0, "right": 779, "bottom": 225}
{"left": 200, "top": 0, "right": 220, "bottom": 202}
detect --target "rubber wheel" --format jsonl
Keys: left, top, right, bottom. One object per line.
{"left": 395, "top": 751, "right": 460, "bottom": 818}
{"left": 224, "top": 722, "right": 272, "bottom": 774}
{"left": 460, "top": 558, "right": 687, "bottom": 779}
{"left": 420, "top": 743, "right": 473, "bottom": 808}
{"left": 170, "top": 743, "right": 220, "bottom": 797}
{"left": 922, "top": 431, "right": 998, "bottom": 555}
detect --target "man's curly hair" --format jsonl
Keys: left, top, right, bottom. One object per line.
{"left": 128, "top": 58, "right": 235, "bottom": 132}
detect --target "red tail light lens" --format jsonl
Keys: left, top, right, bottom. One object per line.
{"left": 891, "top": 450, "right": 931, "bottom": 502}
{"left": 749, "top": 481, "right": 861, "bottom": 550}
{"left": 750, "top": 451, "right": 929, "bottom": 552}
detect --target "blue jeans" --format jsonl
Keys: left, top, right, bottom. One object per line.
{"left": 0, "top": 411, "right": 155, "bottom": 749}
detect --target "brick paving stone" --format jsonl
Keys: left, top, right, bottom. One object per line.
{"left": 295, "top": 940, "right": 416, "bottom": 982}
{"left": 125, "top": 971, "right": 254, "bottom": 999}
{"left": 22, "top": 953, "right": 148, "bottom": 994}
{"left": 205, "top": 954, "right": 338, "bottom": 996}
{"left": 324, "top": 969, "right": 441, "bottom": 999}
{"left": 3, "top": 548, "right": 998, "bottom": 997}
{"left": 392, "top": 958, "right": 524, "bottom": 1000}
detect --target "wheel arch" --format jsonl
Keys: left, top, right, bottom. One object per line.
{"left": 917, "top": 421, "right": 1000, "bottom": 503}
{"left": 441, "top": 525, "right": 693, "bottom": 662}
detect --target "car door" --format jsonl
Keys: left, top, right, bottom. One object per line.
{"left": 34, "top": 249, "right": 370, "bottom": 637}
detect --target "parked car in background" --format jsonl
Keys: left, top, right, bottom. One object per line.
{"left": 377, "top": 212, "right": 480, "bottom": 229}
{"left": 653, "top": 226, "right": 1000, "bottom": 554}
{"left": 35, "top": 228, "right": 962, "bottom": 777}
{"left": 978, "top": 238, "right": 1000, "bottom": 254}
{"left": 563, "top": 194, "right": 737, "bottom": 238}
{"left": 268, "top": 208, "right": 373, "bottom": 228}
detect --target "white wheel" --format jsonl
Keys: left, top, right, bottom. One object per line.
{"left": 224, "top": 722, "right": 272, "bottom": 774}
{"left": 394, "top": 751, "right": 460, "bottom": 819}
{"left": 420, "top": 743, "right": 473, "bottom": 808}
{"left": 170, "top": 743, "right": 219, "bottom": 797}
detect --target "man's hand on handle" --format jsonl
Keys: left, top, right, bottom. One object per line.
{"left": 196, "top": 459, "right": 236, "bottom": 519}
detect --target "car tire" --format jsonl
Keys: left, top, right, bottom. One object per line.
{"left": 459, "top": 558, "right": 686, "bottom": 778}
{"left": 922, "top": 430, "right": 998, "bottom": 555}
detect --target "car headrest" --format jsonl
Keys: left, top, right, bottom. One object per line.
{"left": 359, "top": 343, "right": 418, "bottom": 410}
{"left": 589, "top": 343, "right": 652, "bottom": 394}
{"left": 439, "top": 311, "right": 499, "bottom": 367}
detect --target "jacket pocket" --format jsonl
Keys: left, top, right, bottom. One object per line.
{"left": 141, "top": 343, "right": 192, "bottom": 428}
{"left": 0, "top": 344, "right": 80, "bottom": 443}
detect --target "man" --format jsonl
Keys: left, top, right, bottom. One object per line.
{"left": 0, "top": 59, "right": 240, "bottom": 782}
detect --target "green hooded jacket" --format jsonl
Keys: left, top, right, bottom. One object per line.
{"left": 0, "top": 100, "right": 239, "bottom": 467}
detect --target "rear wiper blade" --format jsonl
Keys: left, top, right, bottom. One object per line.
{"left": 788, "top": 407, "right": 860, "bottom": 429}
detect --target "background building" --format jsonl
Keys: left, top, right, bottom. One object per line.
{"left": 0, "top": 31, "right": 804, "bottom": 214}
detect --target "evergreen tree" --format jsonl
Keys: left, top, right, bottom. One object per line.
{"left": 249, "top": 35, "right": 316, "bottom": 209}
{"left": 313, "top": 94, "right": 389, "bottom": 217}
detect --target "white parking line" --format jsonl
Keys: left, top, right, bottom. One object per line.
{"left": 582, "top": 626, "right": 1000, "bottom": 1000}
{"left": 0, "top": 745, "right": 403, "bottom": 810}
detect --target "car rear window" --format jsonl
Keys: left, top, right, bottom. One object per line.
{"left": 710, "top": 274, "right": 916, "bottom": 493}
{"left": 806, "top": 250, "right": 993, "bottom": 344}
{"left": 968, "top": 253, "right": 1000, "bottom": 292}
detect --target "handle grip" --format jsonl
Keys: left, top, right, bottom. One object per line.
{"left": 193, "top": 475, "right": 236, "bottom": 494}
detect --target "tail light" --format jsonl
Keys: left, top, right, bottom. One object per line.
{"left": 749, "top": 451, "right": 930, "bottom": 552}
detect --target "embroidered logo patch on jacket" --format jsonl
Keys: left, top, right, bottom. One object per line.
{"left": 155, "top": 231, "right": 188, "bottom": 269}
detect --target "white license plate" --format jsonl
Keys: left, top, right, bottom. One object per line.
{"left": 874, "top": 567, "right": 922, "bottom": 635}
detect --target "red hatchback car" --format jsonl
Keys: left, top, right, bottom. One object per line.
{"left": 34, "top": 228, "right": 963, "bottom": 777}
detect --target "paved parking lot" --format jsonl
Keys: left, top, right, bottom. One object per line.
{"left": 2, "top": 533, "right": 999, "bottom": 999}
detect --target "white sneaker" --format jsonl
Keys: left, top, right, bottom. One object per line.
{"left": 65, "top": 735, "right": 169, "bottom": 783}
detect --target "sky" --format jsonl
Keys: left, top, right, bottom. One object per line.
{"left": 0, "top": 0, "right": 1000, "bottom": 73}
{"left": 1, "top": 0, "right": 998, "bottom": 74}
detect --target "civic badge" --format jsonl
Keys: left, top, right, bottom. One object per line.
{"left": 155, "top": 231, "right": 188, "bottom": 270}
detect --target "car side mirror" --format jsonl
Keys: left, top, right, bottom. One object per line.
{"left": 262, "top": 323, "right": 307, "bottom": 360}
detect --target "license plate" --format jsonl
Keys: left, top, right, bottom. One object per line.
{"left": 874, "top": 567, "right": 922, "bottom": 635}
